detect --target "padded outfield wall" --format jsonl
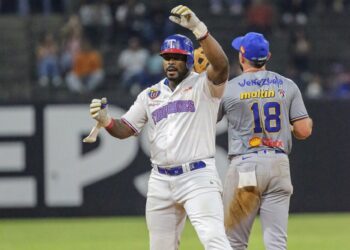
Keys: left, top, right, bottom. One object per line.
{"left": 0, "top": 100, "right": 349, "bottom": 218}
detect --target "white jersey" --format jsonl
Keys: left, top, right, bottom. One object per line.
{"left": 122, "top": 72, "right": 222, "bottom": 166}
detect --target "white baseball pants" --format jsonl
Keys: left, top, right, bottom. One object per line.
{"left": 146, "top": 159, "right": 231, "bottom": 250}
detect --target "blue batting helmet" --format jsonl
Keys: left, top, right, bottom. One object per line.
{"left": 160, "top": 34, "right": 194, "bottom": 70}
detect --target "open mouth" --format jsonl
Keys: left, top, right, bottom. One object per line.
{"left": 167, "top": 66, "right": 177, "bottom": 72}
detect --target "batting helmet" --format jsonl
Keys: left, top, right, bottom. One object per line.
{"left": 193, "top": 47, "right": 209, "bottom": 73}
{"left": 160, "top": 34, "right": 194, "bottom": 70}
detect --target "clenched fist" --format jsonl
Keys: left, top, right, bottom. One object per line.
{"left": 89, "top": 97, "right": 112, "bottom": 127}
{"left": 169, "top": 5, "right": 208, "bottom": 40}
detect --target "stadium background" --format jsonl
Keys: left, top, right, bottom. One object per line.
{"left": 0, "top": 0, "right": 350, "bottom": 249}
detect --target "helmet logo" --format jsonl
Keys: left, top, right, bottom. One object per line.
{"left": 165, "top": 39, "right": 178, "bottom": 49}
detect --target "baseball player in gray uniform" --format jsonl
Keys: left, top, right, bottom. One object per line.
{"left": 89, "top": 5, "right": 232, "bottom": 250}
{"left": 218, "top": 32, "right": 313, "bottom": 250}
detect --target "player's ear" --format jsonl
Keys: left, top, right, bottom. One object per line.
{"left": 239, "top": 53, "right": 245, "bottom": 64}
{"left": 267, "top": 52, "right": 272, "bottom": 61}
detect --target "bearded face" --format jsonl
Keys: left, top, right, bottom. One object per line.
{"left": 162, "top": 53, "right": 189, "bottom": 82}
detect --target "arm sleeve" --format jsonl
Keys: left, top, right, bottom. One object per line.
{"left": 290, "top": 83, "right": 309, "bottom": 123}
{"left": 121, "top": 92, "right": 148, "bottom": 134}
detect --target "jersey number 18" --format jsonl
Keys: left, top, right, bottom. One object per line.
{"left": 251, "top": 102, "right": 281, "bottom": 133}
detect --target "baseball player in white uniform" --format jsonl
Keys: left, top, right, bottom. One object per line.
{"left": 89, "top": 5, "right": 231, "bottom": 250}
{"left": 218, "top": 32, "right": 313, "bottom": 250}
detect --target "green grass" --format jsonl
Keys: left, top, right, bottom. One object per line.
{"left": 0, "top": 213, "right": 349, "bottom": 250}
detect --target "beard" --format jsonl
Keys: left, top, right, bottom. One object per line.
{"left": 166, "top": 67, "right": 189, "bottom": 82}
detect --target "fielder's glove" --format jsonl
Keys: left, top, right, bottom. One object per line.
{"left": 169, "top": 5, "right": 208, "bottom": 40}
{"left": 89, "top": 97, "right": 112, "bottom": 127}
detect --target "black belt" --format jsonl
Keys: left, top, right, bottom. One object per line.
{"left": 230, "top": 149, "right": 285, "bottom": 159}
{"left": 155, "top": 160, "right": 206, "bottom": 176}
{"left": 255, "top": 149, "right": 285, "bottom": 154}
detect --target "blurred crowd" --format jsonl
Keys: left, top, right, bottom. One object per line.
{"left": 216, "top": 0, "right": 350, "bottom": 100}
{"left": 23, "top": 0, "right": 174, "bottom": 96}
{"left": 1, "top": 0, "right": 350, "bottom": 99}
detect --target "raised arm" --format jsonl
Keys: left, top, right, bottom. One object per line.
{"left": 169, "top": 5, "right": 229, "bottom": 98}
{"left": 89, "top": 98, "right": 134, "bottom": 139}
{"left": 200, "top": 35, "right": 229, "bottom": 86}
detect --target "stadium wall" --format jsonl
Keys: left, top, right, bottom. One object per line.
{"left": 0, "top": 100, "right": 349, "bottom": 218}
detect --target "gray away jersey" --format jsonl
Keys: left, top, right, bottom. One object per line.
{"left": 218, "top": 70, "right": 309, "bottom": 155}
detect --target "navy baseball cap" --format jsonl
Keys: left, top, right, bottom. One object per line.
{"left": 231, "top": 32, "right": 269, "bottom": 61}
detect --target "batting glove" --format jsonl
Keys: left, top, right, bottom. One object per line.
{"left": 89, "top": 97, "right": 112, "bottom": 127}
{"left": 169, "top": 5, "right": 208, "bottom": 40}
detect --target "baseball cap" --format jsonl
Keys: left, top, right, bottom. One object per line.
{"left": 231, "top": 32, "right": 269, "bottom": 61}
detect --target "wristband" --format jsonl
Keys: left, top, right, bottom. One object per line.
{"left": 105, "top": 118, "right": 115, "bottom": 131}
{"left": 197, "top": 31, "right": 209, "bottom": 41}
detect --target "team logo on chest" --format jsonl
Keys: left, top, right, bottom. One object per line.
{"left": 148, "top": 89, "right": 161, "bottom": 99}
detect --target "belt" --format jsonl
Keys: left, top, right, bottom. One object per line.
{"left": 254, "top": 149, "right": 285, "bottom": 154}
{"left": 155, "top": 160, "right": 206, "bottom": 176}
{"left": 230, "top": 149, "right": 285, "bottom": 160}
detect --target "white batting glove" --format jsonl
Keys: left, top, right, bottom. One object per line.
{"left": 89, "top": 97, "right": 112, "bottom": 127}
{"left": 169, "top": 5, "right": 208, "bottom": 40}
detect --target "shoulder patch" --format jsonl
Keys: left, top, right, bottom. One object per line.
{"left": 278, "top": 88, "right": 286, "bottom": 98}
{"left": 148, "top": 89, "right": 161, "bottom": 99}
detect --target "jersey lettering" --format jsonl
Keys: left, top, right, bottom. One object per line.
{"left": 151, "top": 100, "right": 195, "bottom": 124}
{"left": 238, "top": 76, "right": 283, "bottom": 88}
{"left": 240, "top": 90, "right": 275, "bottom": 100}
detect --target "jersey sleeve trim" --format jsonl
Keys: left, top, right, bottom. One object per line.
{"left": 121, "top": 118, "right": 139, "bottom": 135}
{"left": 290, "top": 114, "right": 309, "bottom": 123}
